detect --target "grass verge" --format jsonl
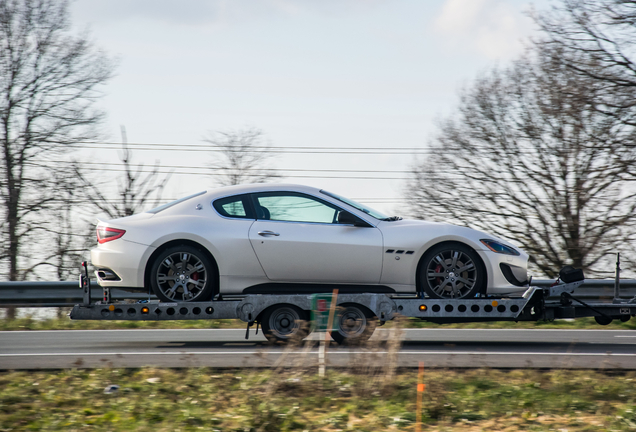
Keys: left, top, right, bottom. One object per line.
{"left": 1, "top": 368, "right": 635, "bottom": 431}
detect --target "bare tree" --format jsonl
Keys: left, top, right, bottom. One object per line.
{"left": 19, "top": 164, "right": 87, "bottom": 280}
{"left": 0, "top": 0, "right": 114, "bottom": 280}
{"left": 535, "top": 0, "right": 636, "bottom": 122}
{"left": 77, "top": 126, "right": 171, "bottom": 219}
{"left": 405, "top": 45, "right": 636, "bottom": 278}
{"left": 203, "top": 127, "right": 280, "bottom": 186}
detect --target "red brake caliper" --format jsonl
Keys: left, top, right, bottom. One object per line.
{"left": 191, "top": 273, "right": 199, "bottom": 282}
{"left": 435, "top": 264, "right": 443, "bottom": 285}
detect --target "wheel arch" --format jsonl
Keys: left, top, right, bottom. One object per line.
{"left": 144, "top": 239, "right": 220, "bottom": 297}
{"left": 415, "top": 240, "right": 488, "bottom": 296}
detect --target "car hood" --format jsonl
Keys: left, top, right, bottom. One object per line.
{"left": 378, "top": 218, "right": 521, "bottom": 251}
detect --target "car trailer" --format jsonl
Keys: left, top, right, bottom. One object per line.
{"left": 70, "top": 261, "right": 635, "bottom": 344}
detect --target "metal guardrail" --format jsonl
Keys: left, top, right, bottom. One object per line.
{"left": 0, "top": 281, "right": 155, "bottom": 306}
{"left": 0, "top": 279, "right": 635, "bottom": 307}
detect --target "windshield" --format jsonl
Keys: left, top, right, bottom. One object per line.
{"left": 320, "top": 190, "right": 389, "bottom": 220}
{"left": 147, "top": 191, "right": 206, "bottom": 214}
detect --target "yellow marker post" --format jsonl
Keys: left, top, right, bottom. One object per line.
{"left": 416, "top": 361, "right": 424, "bottom": 432}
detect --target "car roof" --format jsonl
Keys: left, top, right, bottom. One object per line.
{"left": 204, "top": 183, "right": 324, "bottom": 199}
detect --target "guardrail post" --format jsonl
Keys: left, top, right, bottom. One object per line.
{"left": 81, "top": 261, "right": 91, "bottom": 306}
{"left": 614, "top": 253, "right": 621, "bottom": 303}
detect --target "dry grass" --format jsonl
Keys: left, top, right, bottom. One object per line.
{"left": 1, "top": 367, "right": 635, "bottom": 431}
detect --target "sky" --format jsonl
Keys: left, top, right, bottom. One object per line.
{"left": 70, "top": 0, "right": 552, "bottom": 216}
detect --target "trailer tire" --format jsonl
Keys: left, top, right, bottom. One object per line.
{"left": 261, "top": 304, "right": 309, "bottom": 344}
{"left": 595, "top": 315, "right": 613, "bottom": 326}
{"left": 331, "top": 304, "right": 377, "bottom": 345}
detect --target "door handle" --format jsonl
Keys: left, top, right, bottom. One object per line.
{"left": 258, "top": 230, "right": 280, "bottom": 237}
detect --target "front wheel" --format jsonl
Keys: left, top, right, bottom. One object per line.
{"left": 150, "top": 245, "right": 215, "bottom": 302}
{"left": 331, "top": 304, "right": 377, "bottom": 345}
{"left": 419, "top": 243, "right": 484, "bottom": 299}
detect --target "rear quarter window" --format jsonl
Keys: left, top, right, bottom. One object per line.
{"left": 213, "top": 194, "right": 255, "bottom": 219}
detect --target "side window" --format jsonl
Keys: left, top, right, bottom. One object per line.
{"left": 253, "top": 192, "right": 339, "bottom": 224}
{"left": 213, "top": 195, "right": 254, "bottom": 219}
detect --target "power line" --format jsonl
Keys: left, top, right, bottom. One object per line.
{"left": 33, "top": 163, "right": 409, "bottom": 180}
{"left": 66, "top": 141, "right": 430, "bottom": 155}
{"left": 35, "top": 160, "right": 531, "bottom": 183}
{"left": 70, "top": 141, "right": 430, "bottom": 153}
{"left": 97, "top": 169, "right": 408, "bottom": 180}
{"left": 71, "top": 145, "right": 430, "bottom": 155}
{"left": 47, "top": 160, "right": 419, "bottom": 174}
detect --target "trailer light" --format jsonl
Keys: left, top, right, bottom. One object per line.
{"left": 419, "top": 305, "right": 427, "bottom": 311}
{"left": 108, "top": 305, "right": 115, "bottom": 311}
{"left": 141, "top": 307, "right": 149, "bottom": 314}
{"left": 491, "top": 301, "right": 499, "bottom": 307}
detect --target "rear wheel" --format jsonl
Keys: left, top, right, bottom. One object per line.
{"left": 419, "top": 243, "right": 484, "bottom": 299}
{"left": 331, "top": 304, "right": 377, "bottom": 345}
{"left": 261, "top": 305, "right": 309, "bottom": 344}
{"left": 150, "top": 245, "right": 215, "bottom": 302}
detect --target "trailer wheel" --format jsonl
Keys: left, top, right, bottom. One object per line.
{"left": 150, "top": 245, "right": 215, "bottom": 302}
{"left": 419, "top": 243, "right": 483, "bottom": 299}
{"left": 594, "top": 315, "right": 613, "bottom": 326}
{"left": 261, "top": 305, "right": 309, "bottom": 344}
{"left": 331, "top": 304, "right": 377, "bottom": 345}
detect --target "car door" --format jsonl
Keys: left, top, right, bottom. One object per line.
{"left": 248, "top": 191, "right": 383, "bottom": 283}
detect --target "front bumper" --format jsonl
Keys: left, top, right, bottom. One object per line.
{"left": 478, "top": 249, "right": 529, "bottom": 295}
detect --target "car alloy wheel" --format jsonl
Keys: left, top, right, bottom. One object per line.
{"left": 150, "top": 245, "right": 215, "bottom": 302}
{"left": 421, "top": 244, "right": 483, "bottom": 299}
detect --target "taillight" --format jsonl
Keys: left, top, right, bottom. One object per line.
{"left": 97, "top": 226, "right": 126, "bottom": 244}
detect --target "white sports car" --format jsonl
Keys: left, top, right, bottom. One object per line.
{"left": 92, "top": 183, "right": 529, "bottom": 302}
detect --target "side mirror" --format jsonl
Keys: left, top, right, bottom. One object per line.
{"left": 337, "top": 211, "right": 370, "bottom": 227}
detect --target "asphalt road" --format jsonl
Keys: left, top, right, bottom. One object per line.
{"left": 1, "top": 328, "right": 635, "bottom": 370}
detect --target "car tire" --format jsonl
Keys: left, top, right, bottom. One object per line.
{"left": 419, "top": 243, "right": 484, "bottom": 299}
{"left": 261, "top": 305, "right": 310, "bottom": 344}
{"left": 150, "top": 245, "right": 215, "bottom": 302}
{"left": 331, "top": 304, "right": 377, "bottom": 345}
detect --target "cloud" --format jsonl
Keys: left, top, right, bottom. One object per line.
{"left": 433, "top": 0, "right": 534, "bottom": 59}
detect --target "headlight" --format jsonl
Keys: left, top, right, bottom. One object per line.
{"left": 480, "top": 239, "right": 520, "bottom": 256}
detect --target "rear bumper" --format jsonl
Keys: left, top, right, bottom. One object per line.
{"left": 91, "top": 240, "right": 152, "bottom": 288}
